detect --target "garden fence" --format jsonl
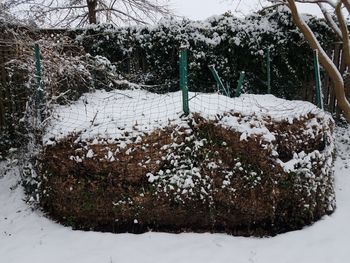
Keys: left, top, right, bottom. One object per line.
{"left": 0, "top": 27, "right": 348, "bottom": 157}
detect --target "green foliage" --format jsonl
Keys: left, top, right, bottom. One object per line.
{"left": 77, "top": 8, "right": 335, "bottom": 99}
{"left": 0, "top": 79, "right": 30, "bottom": 158}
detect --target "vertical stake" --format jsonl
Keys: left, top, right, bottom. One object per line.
{"left": 314, "top": 49, "right": 324, "bottom": 110}
{"left": 180, "top": 46, "right": 189, "bottom": 115}
{"left": 236, "top": 71, "right": 245, "bottom": 97}
{"left": 226, "top": 81, "right": 231, "bottom": 97}
{"left": 209, "top": 65, "right": 229, "bottom": 97}
{"left": 34, "top": 43, "right": 43, "bottom": 121}
{"left": 266, "top": 47, "right": 271, "bottom": 94}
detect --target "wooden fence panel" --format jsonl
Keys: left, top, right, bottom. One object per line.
{"left": 321, "top": 43, "right": 350, "bottom": 116}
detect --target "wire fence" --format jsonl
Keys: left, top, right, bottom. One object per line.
{"left": 35, "top": 44, "right": 336, "bottom": 235}
{"left": 0, "top": 30, "right": 339, "bottom": 235}
{"left": 43, "top": 69, "right": 323, "bottom": 148}
{"left": 0, "top": 31, "right": 345, "bottom": 157}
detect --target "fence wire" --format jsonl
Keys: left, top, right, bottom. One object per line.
{"left": 0, "top": 38, "right": 329, "bottom": 159}
{"left": 43, "top": 77, "right": 324, "bottom": 146}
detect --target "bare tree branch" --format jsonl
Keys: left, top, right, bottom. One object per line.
{"left": 318, "top": 2, "right": 342, "bottom": 39}
{"left": 335, "top": 1, "right": 350, "bottom": 68}
{"left": 2, "top": 0, "right": 173, "bottom": 27}
{"left": 287, "top": 0, "right": 350, "bottom": 122}
{"left": 341, "top": 0, "right": 350, "bottom": 13}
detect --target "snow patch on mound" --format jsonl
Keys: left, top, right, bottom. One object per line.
{"left": 44, "top": 89, "right": 326, "bottom": 145}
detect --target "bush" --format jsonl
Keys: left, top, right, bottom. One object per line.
{"left": 77, "top": 8, "right": 335, "bottom": 99}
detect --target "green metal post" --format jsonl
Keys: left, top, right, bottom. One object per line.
{"left": 34, "top": 43, "right": 44, "bottom": 121}
{"left": 313, "top": 49, "right": 324, "bottom": 109}
{"left": 92, "top": 68, "right": 96, "bottom": 90}
{"left": 209, "top": 65, "right": 229, "bottom": 96}
{"left": 236, "top": 71, "right": 245, "bottom": 97}
{"left": 226, "top": 81, "right": 231, "bottom": 97}
{"left": 180, "top": 46, "right": 189, "bottom": 115}
{"left": 266, "top": 48, "right": 271, "bottom": 94}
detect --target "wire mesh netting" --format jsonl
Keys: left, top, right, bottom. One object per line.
{"left": 0, "top": 34, "right": 336, "bottom": 236}
{"left": 39, "top": 74, "right": 335, "bottom": 236}
{"left": 0, "top": 36, "right": 329, "bottom": 156}
{"left": 43, "top": 78, "right": 326, "bottom": 146}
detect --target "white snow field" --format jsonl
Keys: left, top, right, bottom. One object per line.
{"left": 0, "top": 124, "right": 349, "bottom": 263}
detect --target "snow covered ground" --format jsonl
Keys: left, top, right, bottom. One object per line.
{"left": 0, "top": 125, "right": 349, "bottom": 263}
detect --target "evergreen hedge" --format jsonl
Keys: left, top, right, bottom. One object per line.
{"left": 77, "top": 8, "right": 335, "bottom": 99}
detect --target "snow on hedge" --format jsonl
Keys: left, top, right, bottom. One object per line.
{"left": 77, "top": 8, "right": 334, "bottom": 101}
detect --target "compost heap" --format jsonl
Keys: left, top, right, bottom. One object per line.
{"left": 39, "top": 89, "right": 335, "bottom": 236}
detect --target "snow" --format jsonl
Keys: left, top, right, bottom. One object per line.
{"left": 43, "top": 89, "right": 327, "bottom": 145}
{"left": 0, "top": 125, "right": 349, "bottom": 263}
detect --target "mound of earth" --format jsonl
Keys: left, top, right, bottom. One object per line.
{"left": 38, "top": 89, "right": 335, "bottom": 236}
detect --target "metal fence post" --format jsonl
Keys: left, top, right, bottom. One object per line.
{"left": 180, "top": 46, "right": 189, "bottom": 115}
{"left": 313, "top": 49, "right": 324, "bottom": 110}
{"left": 209, "top": 65, "right": 229, "bottom": 97}
{"left": 236, "top": 71, "right": 245, "bottom": 97}
{"left": 266, "top": 48, "right": 271, "bottom": 94}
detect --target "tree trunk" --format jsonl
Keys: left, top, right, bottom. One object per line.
{"left": 287, "top": 0, "right": 350, "bottom": 122}
{"left": 335, "top": 2, "right": 350, "bottom": 69}
{"left": 87, "top": 0, "right": 98, "bottom": 24}
{"left": 341, "top": 0, "right": 350, "bottom": 14}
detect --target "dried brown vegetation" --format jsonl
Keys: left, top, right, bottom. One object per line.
{"left": 39, "top": 113, "right": 335, "bottom": 236}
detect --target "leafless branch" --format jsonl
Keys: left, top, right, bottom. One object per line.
{"left": 2, "top": 0, "right": 173, "bottom": 27}
{"left": 318, "top": 3, "right": 342, "bottom": 39}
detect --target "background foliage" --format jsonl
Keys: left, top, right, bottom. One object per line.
{"left": 78, "top": 8, "right": 335, "bottom": 98}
